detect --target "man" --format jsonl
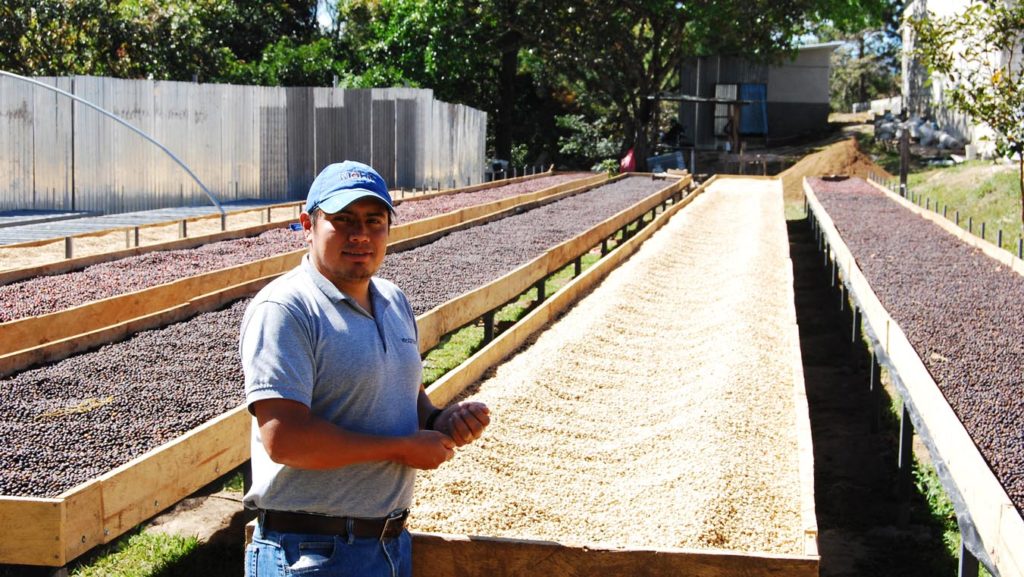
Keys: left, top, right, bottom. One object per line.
{"left": 240, "top": 160, "right": 490, "bottom": 577}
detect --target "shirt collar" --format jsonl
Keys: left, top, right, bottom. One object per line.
{"left": 301, "top": 255, "right": 392, "bottom": 316}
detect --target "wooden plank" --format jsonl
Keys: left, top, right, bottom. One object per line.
{"left": 0, "top": 497, "right": 64, "bottom": 566}
{"left": 59, "top": 479, "right": 104, "bottom": 564}
{"left": 0, "top": 251, "right": 300, "bottom": 357}
{"left": 804, "top": 178, "right": 1024, "bottom": 577}
{"left": 790, "top": 299, "right": 819, "bottom": 558}
{"left": 96, "top": 407, "right": 250, "bottom": 543}
{"left": 0, "top": 217, "right": 296, "bottom": 286}
{"left": 412, "top": 532, "right": 818, "bottom": 577}
{"left": 0, "top": 274, "right": 281, "bottom": 377}
{"left": 391, "top": 173, "right": 609, "bottom": 247}
{"left": 0, "top": 303, "right": 191, "bottom": 377}
{"left": 394, "top": 168, "right": 555, "bottom": 204}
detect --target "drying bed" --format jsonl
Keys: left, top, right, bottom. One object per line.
{"left": 0, "top": 173, "right": 589, "bottom": 323}
{"left": 411, "top": 179, "right": 813, "bottom": 555}
{"left": 808, "top": 176, "right": 1024, "bottom": 516}
{"left": 0, "top": 176, "right": 672, "bottom": 498}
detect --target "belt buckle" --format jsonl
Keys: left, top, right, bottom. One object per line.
{"left": 380, "top": 509, "right": 407, "bottom": 541}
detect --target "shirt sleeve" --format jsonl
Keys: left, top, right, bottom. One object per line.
{"left": 240, "top": 300, "right": 316, "bottom": 413}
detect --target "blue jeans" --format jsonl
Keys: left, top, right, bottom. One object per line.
{"left": 245, "top": 523, "right": 412, "bottom": 577}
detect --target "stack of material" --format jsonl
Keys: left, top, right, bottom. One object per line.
{"left": 412, "top": 179, "right": 806, "bottom": 554}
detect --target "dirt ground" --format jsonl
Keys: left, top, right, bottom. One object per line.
{"left": 778, "top": 134, "right": 893, "bottom": 205}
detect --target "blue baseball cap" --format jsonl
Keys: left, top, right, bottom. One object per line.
{"left": 305, "top": 161, "right": 395, "bottom": 216}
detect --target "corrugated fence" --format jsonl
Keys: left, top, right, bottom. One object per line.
{"left": 0, "top": 76, "right": 487, "bottom": 214}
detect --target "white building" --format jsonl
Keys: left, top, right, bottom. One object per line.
{"left": 902, "top": 0, "right": 1022, "bottom": 157}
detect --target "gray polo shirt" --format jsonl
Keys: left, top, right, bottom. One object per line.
{"left": 240, "top": 256, "right": 422, "bottom": 518}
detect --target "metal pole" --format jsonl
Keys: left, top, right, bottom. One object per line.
{"left": 483, "top": 311, "right": 495, "bottom": 344}
{"left": 869, "top": 350, "right": 881, "bottom": 433}
{"left": 899, "top": 110, "right": 909, "bottom": 197}
{"left": 0, "top": 69, "right": 225, "bottom": 215}
{"left": 897, "top": 402, "right": 915, "bottom": 501}
{"left": 958, "top": 540, "right": 980, "bottom": 577}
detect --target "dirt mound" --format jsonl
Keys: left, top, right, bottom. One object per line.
{"left": 780, "top": 137, "right": 892, "bottom": 203}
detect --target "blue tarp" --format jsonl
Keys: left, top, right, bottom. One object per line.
{"left": 739, "top": 84, "right": 768, "bottom": 135}
{"left": 645, "top": 150, "right": 686, "bottom": 172}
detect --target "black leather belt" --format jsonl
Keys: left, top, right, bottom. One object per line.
{"left": 260, "top": 509, "right": 409, "bottom": 540}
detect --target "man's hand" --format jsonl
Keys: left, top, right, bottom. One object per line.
{"left": 436, "top": 402, "right": 490, "bottom": 447}
{"left": 398, "top": 430, "right": 456, "bottom": 470}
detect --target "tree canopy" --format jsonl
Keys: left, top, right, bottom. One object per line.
{"left": 0, "top": 0, "right": 320, "bottom": 81}
{"left": 1, "top": 0, "right": 897, "bottom": 169}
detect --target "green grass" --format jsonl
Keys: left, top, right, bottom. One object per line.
{"left": 70, "top": 531, "right": 199, "bottom": 577}
{"left": 422, "top": 251, "right": 602, "bottom": 385}
{"left": 856, "top": 132, "right": 1024, "bottom": 250}
{"left": 874, "top": 369, "right": 993, "bottom": 577}
{"left": 905, "top": 160, "right": 1023, "bottom": 248}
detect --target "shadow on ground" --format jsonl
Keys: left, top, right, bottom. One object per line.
{"left": 788, "top": 217, "right": 957, "bottom": 577}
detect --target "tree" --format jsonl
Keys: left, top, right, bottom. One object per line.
{"left": 334, "top": 0, "right": 558, "bottom": 164}
{"left": 814, "top": 2, "right": 904, "bottom": 112}
{"left": 0, "top": 0, "right": 322, "bottom": 83}
{"left": 910, "top": 0, "right": 1024, "bottom": 227}
{"left": 515, "top": 0, "right": 893, "bottom": 169}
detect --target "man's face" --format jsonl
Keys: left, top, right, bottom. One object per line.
{"left": 301, "top": 197, "right": 390, "bottom": 293}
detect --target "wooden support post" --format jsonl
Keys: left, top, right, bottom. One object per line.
{"left": 997, "top": 229, "right": 1003, "bottom": 249}
{"left": 897, "top": 402, "right": 915, "bottom": 502}
{"left": 601, "top": 238, "right": 609, "bottom": 256}
{"left": 134, "top": 226, "right": 141, "bottom": 247}
{"left": 221, "top": 213, "right": 227, "bottom": 232}
{"left": 179, "top": 219, "right": 187, "bottom": 239}
{"left": 535, "top": 279, "right": 546, "bottom": 303}
{"left": 958, "top": 539, "right": 979, "bottom": 577}
{"left": 125, "top": 229, "right": 131, "bottom": 249}
{"left": 1018, "top": 238, "right": 1023, "bottom": 259}
{"left": 267, "top": 206, "right": 273, "bottom": 224}
{"left": 64, "top": 236, "right": 73, "bottom": 259}
{"left": 980, "top": 222, "right": 985, "bottom": 240}
{"left": 482, "top": 311, "right": 495, "bottom": 344}
{"left": 574, "top": 256, "right": 582, "bottom": 277}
